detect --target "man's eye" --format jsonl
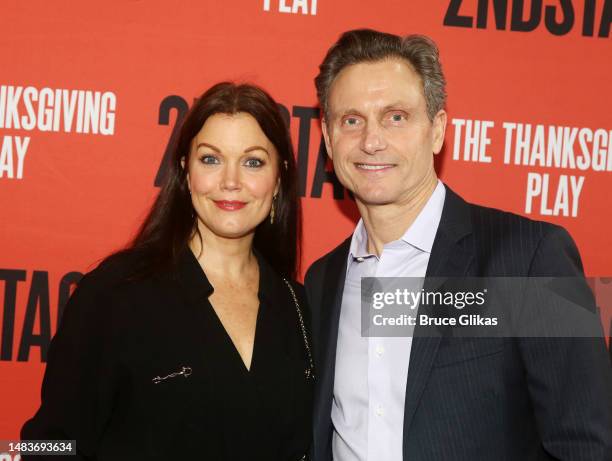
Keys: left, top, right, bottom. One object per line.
{"left": 343, "top": 117, "right": 361, "bottom": 127}
{"left": 388, "top": 113, "right": 406, "bottom": 122}
{"left": 244, "top": 158, "right": 264, "bottom": 168}
{"left": 200, "top": 155, "right": 219, "bottom": 165}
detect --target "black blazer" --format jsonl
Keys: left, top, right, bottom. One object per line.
{"left": 22, "top": 249, "right": 312, "bottom": 461}
{"left": 305, "top": 185, "right": 612, "bottom": 461}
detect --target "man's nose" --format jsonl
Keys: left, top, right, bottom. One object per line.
{"left": 360, "top": 122, "right": 387, "bottom": 155}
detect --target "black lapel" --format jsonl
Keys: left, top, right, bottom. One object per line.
{"left": 402, "top": 185, "right": 474, "bottom": 441}
{"left": 176, "top": 248, "right": 214, "bottom": 306}
{"left": 313, "top": 237, "right": 350, "bottom": 461}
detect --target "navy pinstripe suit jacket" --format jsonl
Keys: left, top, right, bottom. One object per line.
{"left": 305, "top": 185, "right": 612, "bottom": 461}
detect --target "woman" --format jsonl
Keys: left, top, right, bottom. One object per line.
{"left": 21, "top": 82, "right": 313, "bottom": 460}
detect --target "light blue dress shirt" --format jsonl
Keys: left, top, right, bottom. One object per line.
{"left": 331, "top": 180, "right": 446, "bottom": 461}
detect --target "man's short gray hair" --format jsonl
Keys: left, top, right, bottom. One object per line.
{"left": 315, "top": 29, "right": 447, "bottom": 122}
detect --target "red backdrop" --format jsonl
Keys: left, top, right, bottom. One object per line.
{"left": 1, "top": 0, "right": 611, "bottom": 441}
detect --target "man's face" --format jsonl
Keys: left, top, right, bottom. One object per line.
{"left": 322, "top": 58, "right": 446, "bottom": 208}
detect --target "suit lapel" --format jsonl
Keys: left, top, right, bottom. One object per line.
{"left": 402, "top": 186, "right": 474, "bottom": 441}
{"left": 313, "top": 238, "right": 350, "bottom": 460}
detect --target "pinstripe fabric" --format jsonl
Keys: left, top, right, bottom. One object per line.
{"left": 305, "top": 185, "right": 612, "bottom": 461}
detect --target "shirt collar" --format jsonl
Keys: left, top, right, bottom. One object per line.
{"left": 348, "top": 179, "right": 446, "bottom": 260}
{"left": 401, "top": 179, "right": 446, "bottom": 253}
{"left": 348, "top": 218, "right": 371, "bottom": 259}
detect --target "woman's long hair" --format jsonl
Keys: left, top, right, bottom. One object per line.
{"left": 112, "top": 82, "right": 300, "bottom": 278}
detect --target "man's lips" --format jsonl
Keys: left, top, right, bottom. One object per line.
{"left": 355, "top": 162, "right": 396, "bottom": 171}
{"left": 213, "top": 200, "right": 247, "bottom": 211}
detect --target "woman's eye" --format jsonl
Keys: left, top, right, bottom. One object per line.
{"left": 244, "top": 158, "right": 264, "bottom": 168}
{"left": 200, "top": 155, "right": 219, "bottom": 165}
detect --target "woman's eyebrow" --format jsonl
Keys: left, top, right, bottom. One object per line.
{"left": 195, "top": 142, "right": 221, "bottom": 152}
{"left": 244, "top": 145, "right": 270, "bottom": 157}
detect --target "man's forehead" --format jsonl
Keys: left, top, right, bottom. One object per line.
{"left": 328, "top": 59, "right": 424, "bottom": 114}
{"left": 336, "top": 57, "right": 417, "bottom": 79}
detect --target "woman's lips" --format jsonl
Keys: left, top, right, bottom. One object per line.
{"left": 213, "top": 200, "right": 247, "bottom": 211}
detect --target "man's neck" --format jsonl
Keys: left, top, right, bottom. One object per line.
{"left": 357, "top": 177, "right": 438, "bottom": 256}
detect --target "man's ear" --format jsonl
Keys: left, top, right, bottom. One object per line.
{"left": 321, "top": 119, "right": 333, "bottom": 159}
{"left": 432, "top": 110, "right": 447, "bottom": 155}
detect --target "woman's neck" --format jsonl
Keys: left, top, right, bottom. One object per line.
{"left": 189, "top": 228, "right": 257, "bottom": 280}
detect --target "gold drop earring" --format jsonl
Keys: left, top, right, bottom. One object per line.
{"left": 270, "top": 195, "right": 277, "bottom": 224}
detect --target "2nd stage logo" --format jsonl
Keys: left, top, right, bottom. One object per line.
{"left": 445, "top": 0, "right": 611, "bottom": 37}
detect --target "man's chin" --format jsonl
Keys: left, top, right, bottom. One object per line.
{"left": 354, "top": 192, "right": 398, "bottom": 207}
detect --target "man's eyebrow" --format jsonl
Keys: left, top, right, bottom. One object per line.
{"left": 244, "top": 145, "right": 270, "bottom": 157}
{"left": 333, "top": 103, "right": 412, "bottom": 118}
{"left": 333, "top": 108, "right": 365, "bottom": 119}
{"left": 195, "top": 142, "right": 221, "bottom": 153}
{"left": 381, "top": 102, "right": 412, "bottom": 112}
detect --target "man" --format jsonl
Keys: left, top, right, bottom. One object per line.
{"left": 305, "top": 29, "right": 611, "bottom": 461}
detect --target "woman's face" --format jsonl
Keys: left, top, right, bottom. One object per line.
{"left": 185, "top": 112, "right": 280, "bottom": 241}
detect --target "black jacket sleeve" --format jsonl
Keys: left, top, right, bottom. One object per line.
{"left": 519, "top": 225, "right": 612, "bottom": 460}
{"left": 21, "top": 274, "right": 122, "bottom": 460}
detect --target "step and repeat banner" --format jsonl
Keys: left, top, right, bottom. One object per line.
{"left": 1, "top": 0, "right": 611, "bottom": 442}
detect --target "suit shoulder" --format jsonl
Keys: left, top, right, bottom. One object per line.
{"left": 467, "top": 201, "right": 563, "bottom": 246}
{"left": 78, "top": 250, "right": 146, "bottom": 292}
{"left": 68, "top": 250, "right": 156, "bottom": 318}
{"left": 463, "top": 200, "right": 580, "bottom": 274}
{"left": 305, "top": 236, "right": 351, "bottom": 283}
{"left": 468, "top": 201, "right": 554, "bottom": 229}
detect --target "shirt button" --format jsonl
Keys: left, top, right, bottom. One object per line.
{"left": 375, "top": 405, "right": 384, "bottom": 417}
{"left": 356, "top": 257, "right": 365, "bottom": 262}
{"left": 375, "top": 345, "right": 384, "bottom": 357}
